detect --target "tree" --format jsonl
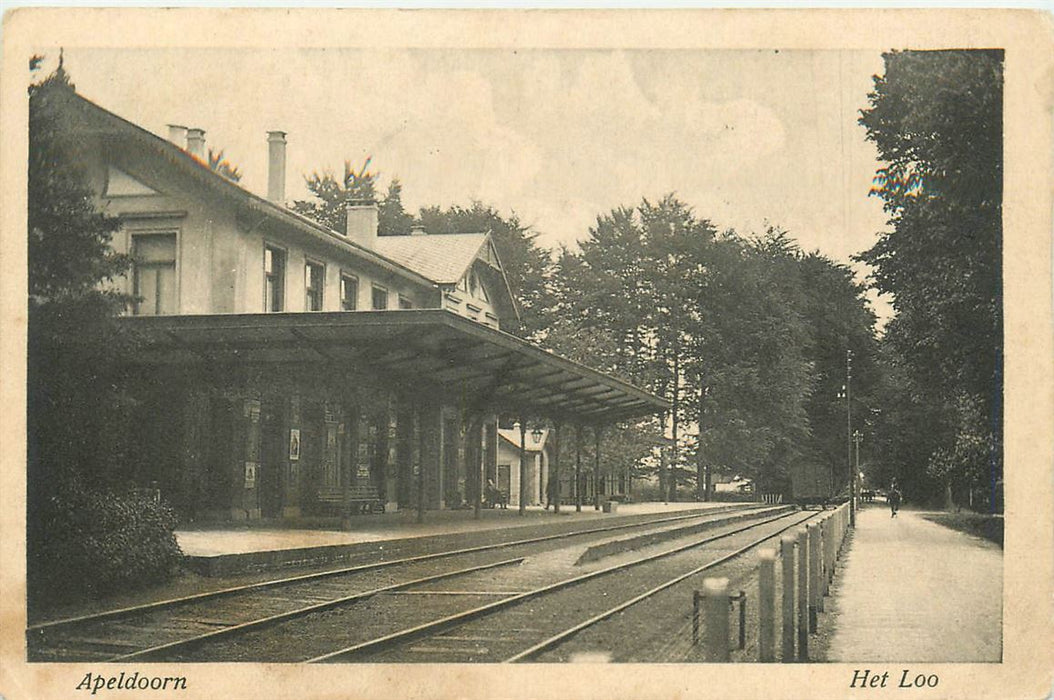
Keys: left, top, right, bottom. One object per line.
{"left": 292, "top": 157, "right": 381, "bottom": 234}
{"left": 207, "top": 148, "right": 242, "bottom": 182}
{"left": 27, "top": 63, "right": 182, "bottom": 604}
{"left": 685, "top": 229, "right": 815, "bottom": 498}
{"left": 545, "top": 196, "right": 878, "bottom": 503}
{"left": 857, "top": 50, "right": 1003, "bottom": 508}
{"left": 28, "top": 62, "right": 135, "bottom": 490}
{"left": 379, "top": 179, "right": 415, "bottom": 236}
{"left": 29, "top": 66, "right": 129, "bottom": 311}
{"left": 794, "top": 249, "right": 879, "bottom": 500}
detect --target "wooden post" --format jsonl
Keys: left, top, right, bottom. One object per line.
{"left": 551, "top": 422, "right": 561, "bottom": 514}
{"left": 758, "top": 548, "right": 776, "bottom": 662}
{"left": 416, "top": 402, "right": 425, "bottom": 524}
{"left": 818, "top": 517, "right": 829, "bottom": 608}
{"left": 780, "top": 535, "right": 796, "bottom": 662}
{"left": 796, "top": 528, "right": 809, "bottom": 660}
{"left": 518, "top": 418, "right": 527, "bottom": 516}
{"left": 701, "top": 577, "right": 730, "bottom": 662}
{"left": 465, "top": 414, "right": 482, "bottom": 520}
{"left": 594, "top": 425, "right": 601, "bottom": 510}
{"left": 575, "top": 424, "right": 582, "bottom": 512}
{"left": 808, "top": 524, "right": 820, "bottom": 630}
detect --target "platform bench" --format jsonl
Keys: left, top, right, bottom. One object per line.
{"left": 318, "top": 486, "right": 385, "bottom": 515}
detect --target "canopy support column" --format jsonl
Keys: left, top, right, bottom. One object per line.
{"left": 594, "top": 425, "right": 602, "bottom": 510}
{"left": 415, "top": 400, "right": 426, "bottom": 524}
{"left": 575, "top": 424, "right": 583, "bottom": 512}
{"left": 518, "top": 417, "right": 527, "bottom": 516}
{"left": 552, "top": 422, "right": 562, "bottom": 514}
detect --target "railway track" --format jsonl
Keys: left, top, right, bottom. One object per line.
{"left": 306, "top": 508, "right": 817, "bottom": 663}
{"left": 28, "top": 504, "right": 780, "bottom": 662}
{"left": 111, "top": 506, "right": 808, "bottom": 662}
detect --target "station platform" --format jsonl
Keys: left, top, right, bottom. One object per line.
{"left": 176, "top": 501, "right": 736, "bottom": 577}
{"left": 824, "top": 505, "right": 1002, "bottom": 662}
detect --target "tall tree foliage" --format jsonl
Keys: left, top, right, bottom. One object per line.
{"left": 292, "top": 158, "right": 381, "bottom": 233}
{"left": 793, "top": 249, "right": 880, "bottom": 498}
{"left": 686, "top": 230, "right": 816, "bottom": 497}
{"left": 29, "top": 67, "right": 129, "bottom": 311}
{"left": 545, "top": 197, "right": 712, "bottom": 498}
{"left": 28, "top": 64, "right": 183, "bottom": 604}
{"left": 546, "top": 196, "right": 879, "bottom": 501}
{"left": 545, "top": 197, "right": 872, "bottom": 500}
{"left": 857, "top": 50, "right": 1003, "bottom": 508}
{"left": 28, "top": 62, "right": 135, "bottom": 491}
{"left": 207, "top": 148, "right": 242, "bottom": 182}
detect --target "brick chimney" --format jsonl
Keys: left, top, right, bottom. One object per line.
{"left": 167, "top": 124, "right": 188, "bottom": 147}
{"left": 346, "top": 200, "right": 379, "bottom": 248}
{"left": 186, "top": 128, "right": 206, "bottom": 160}
{"left": 267, "top": 131, "right": 287, "bottom": 203}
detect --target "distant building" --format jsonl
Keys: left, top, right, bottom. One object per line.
{"left": 713, "top": 475, "right": 753, "bottom": 494}
{"left": 40, "top": 86, "right": 667, "bottom": 522}
{"left": 496, "top": 426, "right": 549, "bottom": 506}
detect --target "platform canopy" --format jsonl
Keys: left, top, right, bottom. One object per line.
{"left": 116, "top": 309, "right": 669, "bottom": 424}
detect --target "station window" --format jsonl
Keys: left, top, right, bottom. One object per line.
{"left": 340, "top": 274, "right": 358, "bottom": 311}
{"left": 371, "top": 284, "right": 388, "bottom": 310}
{"left": 305, "top": 260, "right": 324, "bottom": 311}
{"left": 132, "top": 233, "right": 177, "bottom": 316}
{"left": 398, "top": 295, "right": 413, "bottom": 310}
{"left": 264, "top": 245, "right": 286, "bottom": 312}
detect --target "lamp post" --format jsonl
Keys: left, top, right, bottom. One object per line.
{"left": 837, "top": 349, "right": 855, "bottom": 527}
{"left": 531, "top": 427, "right": 543, "bottom": 505}
{"left": 518, "top": 419, "right": 527, "bottom": 516}
{"left": 853, "top": 430, "right": 862, "bottom": 511}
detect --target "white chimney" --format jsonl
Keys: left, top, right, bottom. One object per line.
{"left": 266, "top": 131, "right": 287, "bottom": 203}
{"left": 346, "top": 200, "right": 379, "bottom": 248}
{"left": 186, "top": 128, "right": 206, "bottom": 160}
{"left": 167, "top": 124, "right": 188, "bottom": 147}
{"left": 410, "top": 223, "right": 427, "bottom": 236}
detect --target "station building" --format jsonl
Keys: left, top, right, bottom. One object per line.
{"left": 47, "top": 86, "right": 667, "bottom": 523}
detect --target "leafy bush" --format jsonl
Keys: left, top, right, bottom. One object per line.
{"left": 29, "top": 481, "right": 183, "bottom": 602}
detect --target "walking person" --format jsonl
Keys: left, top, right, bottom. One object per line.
{"left": 888, "top": 480, "right": 902, "bottom": 518}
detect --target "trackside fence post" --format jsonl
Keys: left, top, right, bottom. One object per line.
{"left": 818, "top": 515, "right": 829, "bottom": 607}
{"left": 808, "top": 523, "right": 821, "bottom": 628}
{"left": 796, "top": 528, "right": 809, "bottom": 660}
{"left": 758, "top": 548, "right": 776, "bottom": 662}
{"left": 824, "top": 513, "right": 834, "bottom": 594}
{"left": 780, "top": 535, "right": 796, "bottom": 662}
{"left": 701, "top": 577, "right": 730, "bottom": 662}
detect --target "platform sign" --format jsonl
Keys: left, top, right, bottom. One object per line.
{"left": 289, "top": 428, "right": 301, "bottom": 461}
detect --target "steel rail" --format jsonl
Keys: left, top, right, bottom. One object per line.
{"left": 108, "top": 557, "right": 526, "bottom": 662}
{"left": 29, "top": 504, "right": 767, "bottom": 634}
{"left": 306, "top": 509, "right": 805, "bottom": 663}
{"left": 503, "top": 511, "right": 818, "bottom": 662}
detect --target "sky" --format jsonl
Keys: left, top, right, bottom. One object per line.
{"left": 44, "top": 47, "right": 893, "bottom": 318}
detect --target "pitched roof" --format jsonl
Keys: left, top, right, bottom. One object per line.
{"left": 58, "top": 87, "right": 437, "bottom": 290}
{"left": 373, "top": 233, "right": 489, "bottom": 284}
